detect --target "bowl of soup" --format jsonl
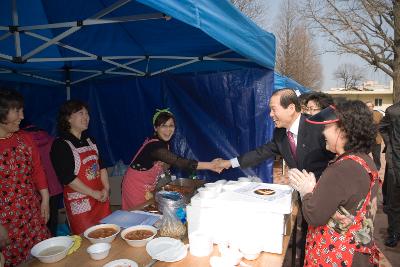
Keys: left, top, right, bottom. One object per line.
{"left": 121, "top": 225, "right": 157, "bottom": 247}
{"left": 84, "top": 224, "right": 121, "bottom": 244}
{"left": 31, "top": 236, "right": 74, "bottom": 263}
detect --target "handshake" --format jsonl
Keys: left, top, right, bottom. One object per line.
{"left": 207, "top": 158, "right": 232, "bottom": 174}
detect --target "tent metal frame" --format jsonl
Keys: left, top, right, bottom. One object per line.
{"left": 0, "top": 0, "right": 250, "bottom": 87}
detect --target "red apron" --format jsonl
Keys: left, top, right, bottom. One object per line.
{"left": 0, "top": 134, "right": 50, "bottom": 267}
{"left": 121, "top": 138, "right": 164, "bottom": 210}
{"left": 304, "top": 155, "right": 381, "bottom": 266}
{"left": 63, "top": 138, "right": 111, "bottom": 234}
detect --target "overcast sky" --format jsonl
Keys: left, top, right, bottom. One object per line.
{"left": 265, "top": 1, "right": 391, "bottom": 90}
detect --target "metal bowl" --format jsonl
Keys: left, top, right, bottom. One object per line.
{"left": 164, "top": 178, "right": 205, "bottom": 203}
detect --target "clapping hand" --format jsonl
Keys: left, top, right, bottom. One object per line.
{"left": 332, "top": 210, "right": 354, "bottom": 228}
{"left": 288, "top": 168, "right": 316, "bottom": 198}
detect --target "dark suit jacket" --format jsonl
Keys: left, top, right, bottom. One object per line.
{"left": 238, "top": 114, "right": 335, "bottom": 179}
{"left": 379, "top": 102, "right": 400, "bottom": 184}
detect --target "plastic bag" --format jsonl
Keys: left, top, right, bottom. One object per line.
{"left": 111, "top": 160, "right": 128, "bottom": 177}
{"left": 159, "top": 206, "right": 186, "bottom": 239}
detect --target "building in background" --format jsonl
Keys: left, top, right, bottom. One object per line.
{"left": 326, "top": 80, "right": 393, "bottom": 112}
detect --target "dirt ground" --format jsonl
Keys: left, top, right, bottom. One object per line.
{"left": 274, "top": 151, "right": 400, "bottom": 267}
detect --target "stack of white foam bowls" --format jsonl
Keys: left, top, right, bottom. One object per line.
{"left": 189, "top": 231, "right": 213, "bottom": 257}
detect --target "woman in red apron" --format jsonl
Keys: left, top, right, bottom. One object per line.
{"left": 121, "top": 109, "right": 222, "bottom": 210}
{"left": 0, "top": 88, "right": 51, "bottom": 266}
{"left": 50, "top": 100, "right": 111, "bottom": 234}
{"left": 289, "top": 101, "right": 380, "bottom": 266}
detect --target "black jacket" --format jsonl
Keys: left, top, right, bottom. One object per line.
{"left": 238, "top": 114, "right": 335, "bottom": 179}
{"left": 379, "top": 102, "right": 400, "bottom": 184}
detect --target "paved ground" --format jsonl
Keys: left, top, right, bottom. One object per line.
{"left": 274, "top": 151, "right": 400, "bottom": 267}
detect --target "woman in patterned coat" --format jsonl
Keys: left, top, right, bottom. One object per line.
{"left": 0, "top": 88, "right": 50, "bottom": 266}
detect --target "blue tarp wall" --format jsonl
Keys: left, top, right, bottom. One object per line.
{"left": 8, "top": 67, "right": 275, "bottom": 182}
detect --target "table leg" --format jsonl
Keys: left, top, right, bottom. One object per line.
{"left": 291, "top": 214, "right": 298, "bottom": 267}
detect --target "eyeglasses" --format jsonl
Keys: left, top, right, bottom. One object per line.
{"left": 306, "top": 107, "right": 321, "bottom": 112}
{"left": 159, "top": 124, "right": 175, "bottom": 129}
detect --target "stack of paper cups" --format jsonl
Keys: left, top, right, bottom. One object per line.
{"left": 189, "top": 231, "right": 213, "bottom": 257}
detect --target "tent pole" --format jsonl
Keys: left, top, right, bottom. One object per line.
{"left": 11, "top": 0, "right": 21, "bottom": 57}
{"left": 19, "top": 73, "right": 65, "bottom": 85}
{"left": 0, "top": 32, "right": 11, "bottom": 41}
{"left": 22, "top": 0, "right": 132, "bottom": 61}
{"left": 70, "top": 58, "right": 145, "bottom": 85}
{"left": 150, "top": 49, "right": 232, "bottom": 76}
{"left": 66, "top": 68, "right": 71, "bottom": 100}
{"left": 19, "top": 13, "right": 166, "bottom": 31}
{"left": 0, "top": 53, "right": 12, "bottom": 61}
{"left": 25, "top": 31, "right": 144, "bottom": 75}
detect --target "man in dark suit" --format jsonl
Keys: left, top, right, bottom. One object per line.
{"left": 379, "top": 102, "right": 400, "bottom": 247}
{"left": 216, "top": 88, "right": 334, "bottom": 266}
{"left": 217, "top": 88, "right": 334, "bottom": 179}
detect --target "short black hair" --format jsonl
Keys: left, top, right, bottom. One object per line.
{"left": 298, "top": 92, "right": 312, "bottom": 106}
{"left": 57, "top": 100, "right": 89, "bottom": 134}
{"left": 0, "top": 87, "right": 24, "bottom": 124}
{"left": 336, "top": 100, "right": 376, "bottom": 153}
{"left": 271, "top": 88, "right": 301, "bottom": 112}
{"left": 154, "top": 111, "right": 175, "bottom": 127}
{"left": 306, "top": 92, "right": 334, "bottom": 110}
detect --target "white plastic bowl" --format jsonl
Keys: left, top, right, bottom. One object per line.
{"left": 240, "top": 243, "right": 262, "bottom": 261}
{"left": 103, "top": 259, "right": 138, "bottom": 267}
{"left": 87, "top": 242, "right": 111, "bottom": 260}
{"left": 210, "top": 256, "right": 236, "bottom": 267}
{"left": 197, "top": 188, "right": 217, "bottom": 199}
{"left": 189, "top": 232, "right": 213, "bottom": 257}
{"left": 84, "top": 224, "right": 121, "bottom": 244}
{"left": 222, "top": 183, "right": 240, "bottom": 192}
{"left": 204, "top": 183, "right": 222, "bottom": 193}
{"left": 238, "top": 177, "right": 251, "bottom": 182}
{"left": 31, "top": 236, "right": 74, "bottom": 263}
{"left": 121, "top": 225, "right": 157, "bottom": 247}
{"left": 220, "top": 247, "right": 243, "bottom": 266}
{"left": 242, "top": 251, "right": 260, "bottom": 261}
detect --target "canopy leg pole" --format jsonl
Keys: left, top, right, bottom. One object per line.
{"left": 12, "top": 0, "right": 21, "bottom": 57}
{"left": 66, "top": 68, "right": 71, "bottom": 100}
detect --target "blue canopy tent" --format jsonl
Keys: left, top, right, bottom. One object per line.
{"left": 0, "top": 0, "right": 277, "bottom": 181}
{"left": 274, "top": 72, "right": 311, "bottom": 94}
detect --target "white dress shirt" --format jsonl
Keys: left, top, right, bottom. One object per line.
{"left": 230, "top": 114, "right": 301, "bottom": 168}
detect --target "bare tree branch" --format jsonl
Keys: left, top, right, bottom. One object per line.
{"left": 274, "top": 0, "right": 323, "bottom": 90}
{"left": 302, "top": 0, "right": 395, "bottom": 81}
{"left": 334, "top": 63, "right": 364, "bottom": 89}
{"left": 230, "top": 0, "right": 269, "bottom": 30}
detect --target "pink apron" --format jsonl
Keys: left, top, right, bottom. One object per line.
{"left": 121, "top": 139, "right": 164, "bottom": 210}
